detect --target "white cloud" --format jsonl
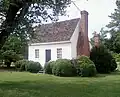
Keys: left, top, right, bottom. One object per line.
{"left": 59, "top": 0, "right": 116, "bottom": 38}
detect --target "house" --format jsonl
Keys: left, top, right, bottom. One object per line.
{"left": 28, "top": 10, "right": 91, "bottom": 67}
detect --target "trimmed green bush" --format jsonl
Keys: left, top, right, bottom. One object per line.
{"left": 71, "top": 58, "right": 78, "bottom": 67}
{"left": 71, "top": 59, "right": 80, "bottom": 75}
{"left": 26, "top": 61, "right": 42, "bottom": 73}
{"left": 15, "top": 60, "right": 42, "bottom": 73}
{"left": 44, "top": 61, "right": 56, "bottom": 74}
{"left": 52, "top": 59, "right": 77, "bottom": 77}
{"left": 90, "top": 45, "right": 117, "bottom": 73}
{"left": 80, "top": 64, "right": 96, "bottom": 77}
{"left": 15, "top": 59, "right": 29, "bottom": 71}
{"left": 77, "top": 56, "right": 96, "bottom": 77}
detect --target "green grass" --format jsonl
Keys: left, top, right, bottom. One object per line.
{"left": 0, "top": 72, "right": 120, "bottom": 97}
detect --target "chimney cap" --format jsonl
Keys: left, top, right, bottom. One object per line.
{"left": 93, "top": 31, "right": 100, "bottom": 37}
{"left": 81, "top": 10, "right": 89, "bottom": 15}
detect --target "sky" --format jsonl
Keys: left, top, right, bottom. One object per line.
{"left": 58, "top": 0, "right": 117, "bottom": 38}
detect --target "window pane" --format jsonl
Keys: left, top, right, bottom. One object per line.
{"left": 35, "top": 49, "right": 39, "bottom": 58}
{"left": 57, "top": 48, "right": 62, "bottom": 59}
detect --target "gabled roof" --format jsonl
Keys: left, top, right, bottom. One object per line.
{"left": 31, "top": 18, "right": 80, "bottom": 43}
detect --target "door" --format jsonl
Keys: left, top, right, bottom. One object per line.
{"left": 45, "top": 49, "right": 51, "bottom": 62}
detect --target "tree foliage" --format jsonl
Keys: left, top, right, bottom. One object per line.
{"left": 0, "top": 35, "right": 24, "bottom": 67}
{"left": 0, "top": 0, "right": 71, "bottom": 49}
{"left": 90, "top": 45, "right": 117, "bottom": 73}
{"left": 2, "top": 35, "right": 24, "bottom": 53}
{"left": 90, "top": 1, "right": 120, "bottom": 53}
{"left": 100, "top": 1, "right": 120, "bottom": 53}
{"left": 107, "top": 0, "right": 120, "bottom": 30}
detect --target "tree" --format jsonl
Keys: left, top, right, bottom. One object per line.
{"left": 90, "top": 45, "right": 117, "bottom": 73}
{"left": 1, "top": 50, "right": 23, "bottom": 68}
{"left": 0, "top": 0, "right": 71, "bottom": 49}
{"left": 107, "top": 0, "right": 120, "bottom": 30}
{"left": 99, "top": 28, "right": 108, "bottom": 43}
{"left": 2, "top": 35, "right": 24, "bottom": 54}
{"left": 105, "top": 0, "right": 120, "bottom": 53}
{"left": 0, "top": 35, "right": 24, "bottom": 67}
{"left": 95, "top": 0, "right": 120, "bottom": 53}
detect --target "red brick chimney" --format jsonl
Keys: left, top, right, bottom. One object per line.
{"left": 77, "top": 10, "right": 90, "bottom": 56}
{"left": 94, "top": 31, "right": 100, "bottom": 47}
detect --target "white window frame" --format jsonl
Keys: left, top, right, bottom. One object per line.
{"left": 57, "top": 48, "right": 62, "bottom": 59}
{"left": 35, "top": 49, "right": 39, "bottom": 58}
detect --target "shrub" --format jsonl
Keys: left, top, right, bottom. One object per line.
{"left": 2, "top": 50, "right": 23, "bottom": 68}
{"left": 26, "top": 61, "right": 42, "bottom": 73}
{"left": 90, "top": 45, "right": 117, "bottom": 73}
{"left": 111, "top": 59, "right": 117, "bottom": 72}
{"left": 71, "top": 59, "right": 80, "bottom": 75}
{"left": 112, "top": 53, "right": 120, "bottom": 62}
{"left": 52, "top": 59, "right": 77, "bottom": 77}
{"left": 15, "top": 59, "right": 30, "bottom": 71}
{"left": 77, "top": 56, "right": 96, "bottom": 77}
{"left": 70, "top": 58, "right": 79, "bottom": 68}
{"left": 44, "top": 61, "right": 56, "bottom": 74}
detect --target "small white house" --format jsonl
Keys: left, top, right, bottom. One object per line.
{"left": 28, "top": 10, "right": 91, "bottom": 67}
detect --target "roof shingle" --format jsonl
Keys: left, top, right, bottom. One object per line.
{"left": 31, "top": 18, "right": 80, "bottom": 43}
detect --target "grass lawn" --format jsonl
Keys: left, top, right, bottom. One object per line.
{"left": 0, "top": 72, "right": 120, "bottom": 97}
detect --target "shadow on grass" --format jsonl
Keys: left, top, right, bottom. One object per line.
{"left": 0, "top": 81, "right": 74, "bottom": 97}
{"left": 0, "top": 67, "right": 16, "bottom": 72}
{"left": 95, "top": 71, "right": 120, "bottom": 78}
{"left": 0, "top": 80, "right": 84, "bottom": 97}
{"left": 0, "top": 81, "right": 50, "bottom": 90}
{"left": 0, "top": 80, "right": 76, "bottom": 92}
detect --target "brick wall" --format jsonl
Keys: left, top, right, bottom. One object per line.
{"left": 77, "top": 10, "right": 90, "bottom": 56}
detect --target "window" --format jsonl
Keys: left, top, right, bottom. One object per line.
{"left": 57, "top": 48, "right": 62, "bottom": 59}
{"left": 35, "top": 49, "right": 39, "bottom": 58}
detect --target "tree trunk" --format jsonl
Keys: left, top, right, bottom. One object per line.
{"left": 5, "top": 60, "right": 11, "bottom": 68}
{"left": 0, "top": 3, "right": 22, "bottom": 49}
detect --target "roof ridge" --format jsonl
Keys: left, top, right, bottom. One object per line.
{"left": 42, "top": 18, "right": 80, "bottom": 26}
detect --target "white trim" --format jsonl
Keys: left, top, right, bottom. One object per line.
{"left": 70, "top": 19, "right": 80, "bottom": 41}
{"left": 29, "top": 41, "right": 71, "bottom": 46}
